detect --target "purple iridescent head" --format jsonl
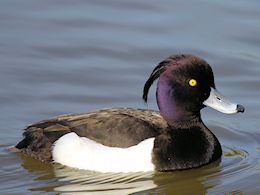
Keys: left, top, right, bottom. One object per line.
{"left": 143, "top": 54, "right": 244, "bottom": 125}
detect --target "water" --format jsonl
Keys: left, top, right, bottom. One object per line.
{"left": 0, "top": 0, "right": 259, "bottom": 194}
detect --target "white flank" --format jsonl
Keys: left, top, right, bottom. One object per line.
{"left": 52, "top": 132, "right": 155, "bottom": 173}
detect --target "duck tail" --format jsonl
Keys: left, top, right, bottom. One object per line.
{"left": 15, "top": 127, "right": 53, "bottom": 162}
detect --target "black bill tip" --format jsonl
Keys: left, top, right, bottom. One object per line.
{"left": 237, "top": 104, "right": 245, "bottom": 113}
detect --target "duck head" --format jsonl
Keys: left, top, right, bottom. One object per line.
{"left": 143, "top": 54, "right": 244, "bottom": 125}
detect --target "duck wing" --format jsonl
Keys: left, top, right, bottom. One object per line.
{"left": 16, "top": 108, "right": 168, "bottom": 162}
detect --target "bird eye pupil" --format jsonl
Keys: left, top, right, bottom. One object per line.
{"left": 189, "top": 79, "right": 197, "bottom": 87}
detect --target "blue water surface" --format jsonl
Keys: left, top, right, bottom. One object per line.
{"left": 0, "top": 0, "right": 259, "bottom": 194}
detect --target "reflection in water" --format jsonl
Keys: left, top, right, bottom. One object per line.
{"left": 54, "top": 167, "right": 156, "bottom": 195}
{"left": 20, "top": 154, "right": 217, "bottom": 194}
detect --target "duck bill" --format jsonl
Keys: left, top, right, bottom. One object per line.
{"left": 203, "top": 87, "right": 245, "bottom": 114}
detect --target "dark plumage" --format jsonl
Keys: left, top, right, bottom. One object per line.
{"left": 16, "top": 108, "right": 167, "bottom": 162}
{"left": 15, "top": 54, "right": 244, "bottom": 171}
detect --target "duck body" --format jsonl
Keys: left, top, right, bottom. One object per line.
{"left": 16, "top": 108, "right": 221, "bottom": 172}
{"left": 15, "top": 54, "right": 244, "bottom": 172}
{"left": 16, "top": 108, "right": 166, "bottom": 163}
{"left": 152, "top": 121, "right": 222, "bottom": 171}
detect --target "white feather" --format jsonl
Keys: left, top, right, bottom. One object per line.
{"left": 52, "top": 132, "right": 155, "bottom": 173}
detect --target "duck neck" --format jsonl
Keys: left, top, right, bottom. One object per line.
{"left": 152, "top": 124, "right": 222, "bottom": 171}
{"left": 156, "top": 77, "right": 201, "bottom": 126}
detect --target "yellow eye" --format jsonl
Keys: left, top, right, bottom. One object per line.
{"left": 189, "top": 79, "right": 197, "bottom": 87}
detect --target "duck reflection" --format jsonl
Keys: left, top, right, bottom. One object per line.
{"left": 19, "top": 153, "right": 221, "bottom": 194}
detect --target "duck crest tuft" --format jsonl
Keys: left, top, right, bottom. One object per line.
{"left": 143, "top": 54, "right": 189, "bottom": 102}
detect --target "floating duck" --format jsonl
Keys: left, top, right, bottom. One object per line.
{"left": 15, "top": 54, "right": 244, "bottom": 172}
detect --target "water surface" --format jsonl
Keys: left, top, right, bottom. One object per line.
{"left": 0, "top": 0, "right": 259, "bottom": 194}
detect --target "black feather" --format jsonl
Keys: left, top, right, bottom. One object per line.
{"left": 142, "top": 60, "right": 168, "bottom": 102}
